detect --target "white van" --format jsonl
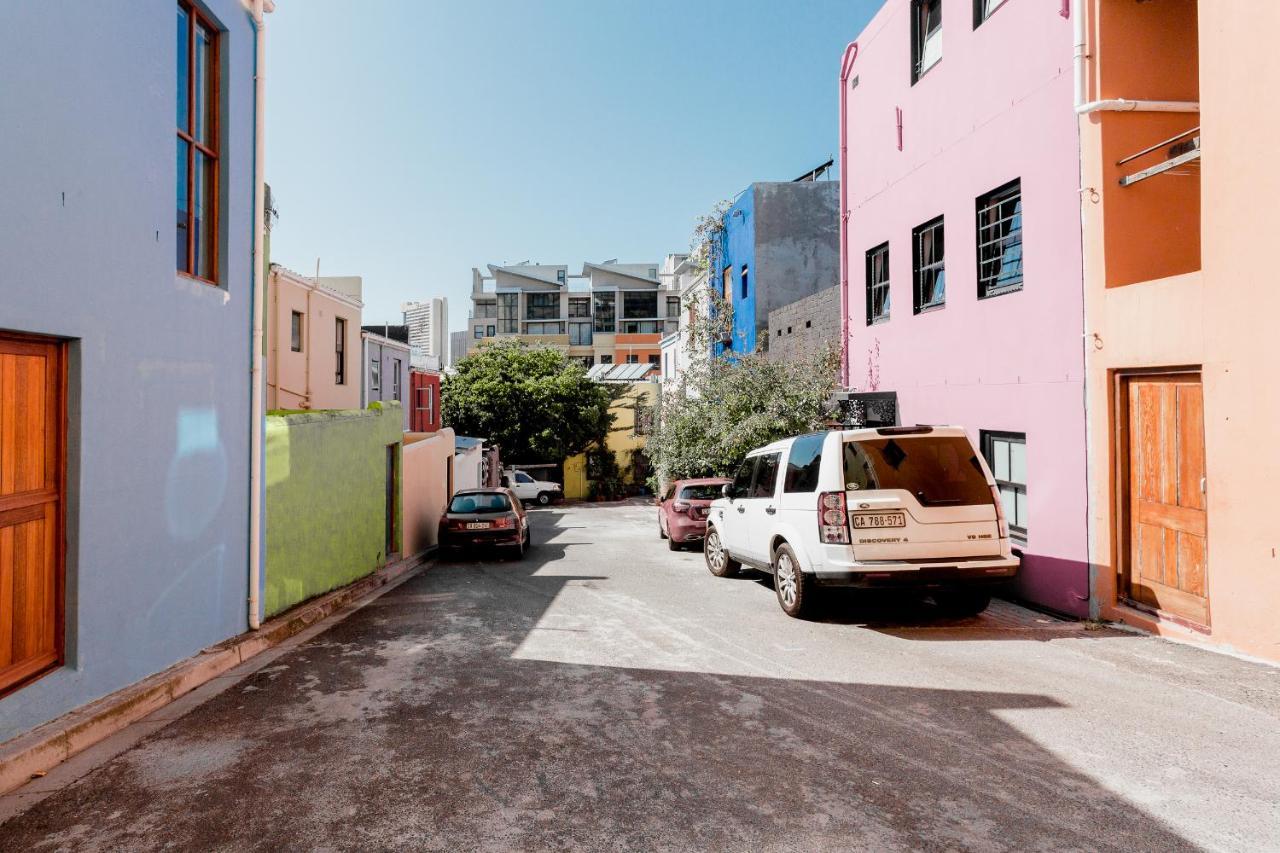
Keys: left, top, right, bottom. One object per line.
{"left": 703, "top": 426, "right": 1019, "bottom": 618}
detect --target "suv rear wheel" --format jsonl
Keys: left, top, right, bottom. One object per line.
{"left": 773, "top": 543, "right": 814, "bottom": 619}
{"left": 704, "top": 528, "right": 740, "bottom": 578}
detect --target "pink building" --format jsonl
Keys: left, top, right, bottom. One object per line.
{"left": 839, "top": 0, "right": 1087, "bottom": 615}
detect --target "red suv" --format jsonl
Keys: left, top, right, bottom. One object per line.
{"left": 657, "top": 478, "right": 732, "bottom": 551}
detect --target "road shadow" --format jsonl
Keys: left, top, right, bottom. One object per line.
{"left": 0, "top": 515, "right": 1205, "bottom": 851}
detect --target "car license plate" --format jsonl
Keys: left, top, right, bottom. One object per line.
{"left": 466, "top": 522, "right": 491, "bottom": 530}
{"left": 852, "top": 512, "right": 906, "bottom": 529}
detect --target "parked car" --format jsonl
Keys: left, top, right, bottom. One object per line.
{"left": 503, "top": 469, "right": 563, "bottom": 506}
{"left": 657, "top": 478, "right": 732, "bottom": 551}
{"left": 438, "top": 488, "right": 531, "bottom": 558}
{"left": 703, "top": 426, "right": 1019, "bottom": 618}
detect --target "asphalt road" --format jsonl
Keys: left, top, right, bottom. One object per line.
{"left": 2, "top": 500, "right": 1278, "bottom": 851}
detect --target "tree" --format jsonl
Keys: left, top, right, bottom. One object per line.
{"left": 643, "top": 201, "right": 841, "bottom": 486}
{"left": 442, "top": 341, "right": 616, "bottom": 465}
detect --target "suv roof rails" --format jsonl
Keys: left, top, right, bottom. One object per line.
{"left": 874, "top": 425, "right": 935, "bottom": 436}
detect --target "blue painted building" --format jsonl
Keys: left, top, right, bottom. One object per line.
{"left": 711, "top": 181, "right": 841, "bottom": 356}
{"left": 0, "top": 1, "right": 263, "bottom": 740}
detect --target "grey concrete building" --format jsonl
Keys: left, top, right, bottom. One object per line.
{"left": 766, "top": 286, "right": 841, "bottom": 364}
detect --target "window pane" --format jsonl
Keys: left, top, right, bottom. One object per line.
{"left": 193, "top": 21, "right": 215, "bottom": 147}
{"left": 784, "top": 433, "right": 825, "bottom": 493}
{"left": 991, "top": 438, "right": 1010, "bottom": 480}
{"left": 1010, "top": 438, "right": 1026, "bottom": 484}
{"left": 752, "top": 453, "right": 780, "bottom": 498}
{"left": 622, "top": 291, "right": 657, "bottom": 319}
{"left": 192, "top": 150, "right": 215, "bottom": 279}
{"left": 1015, "top": 490, "right": 1028, "bottom": 528}
{"left": 176, "top": 5, "right": 189, "bottom": 129}
{"left": 1000, "top": 486, "right": 1017, "bottom": 522}
{"left": 176, "top": 138, "right": 189, "bottom": 271}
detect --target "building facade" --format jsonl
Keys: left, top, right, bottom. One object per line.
{"left": 401, "top": 298, "right": 448, "bottom": 364}
{"left": 361, "top": 329, "right": 412, "bottom": 430}
{"left": 448, "top": 330, "right": 467, "bottom": 367}
{"left": 468, "top": 261, "right": 680, "bottom": 372}
{"left": 713, "top": 180, "right": 840, "bottom": 356}
{"left": 0, "top": 0, "right": 261, "bottom": 738}
{"left": 267, "top": 266, "right": 363, "bottom": 412}
{"left": 1077, "top": 0, "right": 1280, "bottom": 660}
{"left": 409, "top": 369, "right": 442, "bottom": 433}
{"left": 839, "top": 0, "right": 1089, "bottom": 615}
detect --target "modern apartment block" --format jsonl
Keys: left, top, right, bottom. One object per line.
{"left": 1077, "top": 0, "right": 1280, "bottom": 660}
{"left": 839, "top": 0, "right": 1088, "bottom": 616}
{"left": 401, "top": 297, "right": 448, "bottom": 365}
{"left": 468, "top": 261, "right": 681, "bottom": 370}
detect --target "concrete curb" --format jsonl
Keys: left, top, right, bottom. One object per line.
{"left": 0, "top": 555, "right": 427, "bottom": 795}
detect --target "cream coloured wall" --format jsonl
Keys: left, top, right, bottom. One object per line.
{"left": 402, "top": 428, "right": 455, "bottom": 556}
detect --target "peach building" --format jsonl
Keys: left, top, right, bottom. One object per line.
{"left": 1078, "top": 0, "right": 1280, "bottom": 661}
{"left": 267, "top": 265, "right": 363, "bottom": 412}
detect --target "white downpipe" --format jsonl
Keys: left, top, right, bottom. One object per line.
{"left": 248, "top": 0, "right": 267, "bottom": 631}
{"left": 1072, "top": 0, "right": 1198, "bottom": 115}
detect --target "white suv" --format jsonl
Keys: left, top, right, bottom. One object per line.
{"left": 703, "top": 426, "right": 1019, "bottom": 618}
{"left": 504, "top": 469, "right": 562, "bottom": 506}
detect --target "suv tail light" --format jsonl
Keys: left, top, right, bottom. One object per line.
{"left": 818, "top": 491, "right": 850, "bottom": 545}
{"left": 491, "top": 516, "right": 515, "bottom": 529}
{"left": 990, "top": 486, "right": 1008, "bottom": 538}
{"left": 672, "top": 501, "right": 690, "bottom": 515}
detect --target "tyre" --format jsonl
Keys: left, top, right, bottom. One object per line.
{"left": 536, "top": 491, "right": 551, "bottom": 506}
{"left": 667, "top": 534, "right": 682, "bottom": 551}
{"left": 509, "top": 528, "right": 529, "bottom": 561}
{"left": 932, "top": 589, "right": 991, "bottom": 618}
{"left": 703, "top": 527, "right": 740, "bottom": 578}
{"left": 658, "top": 516, "right": 668, "bottom": 540}
{"left": 773, "top": 542, "right": 814, "bottom": 619}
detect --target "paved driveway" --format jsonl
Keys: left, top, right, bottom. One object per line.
{"left": 2, "top": 501, "right": 1278, "bottom": 851}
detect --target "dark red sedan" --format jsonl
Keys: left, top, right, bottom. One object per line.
{"left": 657, "top": 478, "right": 731, "bottom": 551}
{"left": 438, "top": 488, "right": 530, "bottom": 559}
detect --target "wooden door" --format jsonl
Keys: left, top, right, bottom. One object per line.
{"left": 0, "top": 333, "right": 65, "bottom": 696}
{"left": 385, "top": 444, "right": 398, "bottom": 559}
{"left": 1122, "top": 373, "right": 1208, "bottom": 625}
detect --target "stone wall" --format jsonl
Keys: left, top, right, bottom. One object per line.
{"left": 765, "top": 286, "right": 841, "bottom": 364}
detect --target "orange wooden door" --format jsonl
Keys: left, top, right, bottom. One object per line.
{"left": 1124, "top": 373, "right": 1208, "bottom": 625}
{"left": 0, "top": 334, "right": 65, "bottom": 696}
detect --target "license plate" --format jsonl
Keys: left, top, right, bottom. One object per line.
{"left": 852, "top": 512, "right": 906, "bottom": 529}
{"left": 466, "top": 522, "right": 491, "bottom": 530}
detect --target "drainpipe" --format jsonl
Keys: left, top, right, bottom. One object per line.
{"left": 837, "top": 42, "right": 859, "bottom": 390}
{"left": 1071, "top": 0, "right": 1198, "bottom": 115}
{"left": 247, "top": 0, "right": 270, "bottom": 631}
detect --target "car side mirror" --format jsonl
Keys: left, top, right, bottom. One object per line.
{"left": 722, "top": 483, "right": 736, "bottom": 501}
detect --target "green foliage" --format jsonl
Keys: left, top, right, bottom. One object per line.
{"left": 442, "top": 341, "right": 616, "bottom": 465}
{"left": 587, "top": 449, "right": 625, "bottom": 501}
{"left": 645, "top": 345, "right": 839, "bottom": 486}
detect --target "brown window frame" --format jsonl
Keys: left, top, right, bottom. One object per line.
{"left": 176, "top": 1, "right": 220, "bottom": 284}
{"left": 291, "top": 311, "right": 303, "bottom": 352}
{"left": 335, "top": 317, "right": 347, "bottom": 384}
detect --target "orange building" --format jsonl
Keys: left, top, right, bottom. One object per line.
{"left": 1078, "top": 0, "right": 1280, "bottom": 661}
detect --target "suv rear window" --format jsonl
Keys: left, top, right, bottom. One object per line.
{"left": 679, "top": 484, "right": 724, "bottom": 501}
{"left": 843, "top": 437, "right": 992, "bottom": 507}
{"left": 784, "top": 433, "right": 825, "bottom": 493}
{"left": 449, "top": 492, "right": 512, "bottom": 514}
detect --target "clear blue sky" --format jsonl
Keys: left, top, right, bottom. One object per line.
{"left": 266, "top": 0, "right": 884, "bottom": 336}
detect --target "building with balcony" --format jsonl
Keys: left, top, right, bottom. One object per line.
{"left": 467, "top": 260, "right": 680, "bottom": 372}
{"left": 1077, "top": 0, "right": 1280, "bottom": 661}
{"left": 839, "top": 0, "right": 1088, "bottom": 616}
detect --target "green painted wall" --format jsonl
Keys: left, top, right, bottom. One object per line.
{"left": 265, "top": 402, "right": 404, "bottom": 617}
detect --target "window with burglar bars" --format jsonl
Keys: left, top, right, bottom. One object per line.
{"left": 526, "top": 292, "right": 560, "bottom": 320}
{"left": 592, "top": 292, "right": 616, "bottom": 332}
{"left": 973, "top": 0, "right": 1009, "bottom": 28}
{"left": 982, "top": 431, "right": 1027, "bottom": 541}
{"left": 976, "top": 179, "right": 1024, "bottom": 298}
{"left": 497, "top": 293, "right": 518, "bottom": 333}
{"left": 176, "top": 1, "right": 220, "bottom": 282}
{"left": 911, "top": 0, "right": 942, "bottom": 84}
{"left": 335, "top": 318, "right": 346, "bottom": 384}
{"left": 912, "top": 216, "right": 946, "bottom": 313}
{"left": 865, "top": 243, "right": 890, "bottom": 325}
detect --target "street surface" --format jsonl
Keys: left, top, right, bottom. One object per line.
{"left": 1, "top": 501, "right": 1278, "bottom": 851}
